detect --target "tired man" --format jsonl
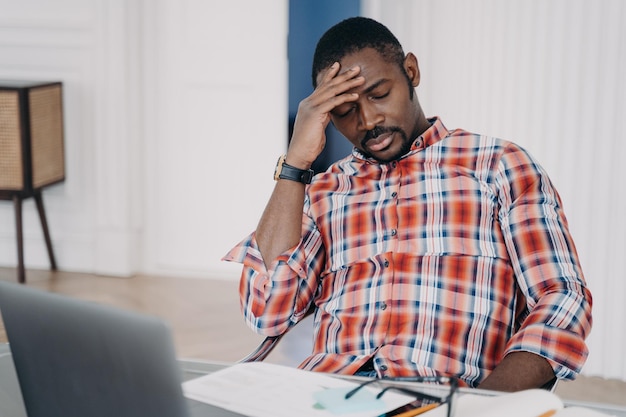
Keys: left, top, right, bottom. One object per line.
{"left": 225, "top": 17, "right": 592, "bottom": 391}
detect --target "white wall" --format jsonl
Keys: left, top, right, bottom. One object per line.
{"left": 363, "top": 0, "right": 626, "bottom": 380}
{"left": 0, "top": 0, "right": 288, "bottom": 279}
{"left": 140, "top": 1, "right": 288, "bottom": 279}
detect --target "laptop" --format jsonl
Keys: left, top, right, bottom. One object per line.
{"left": 0, "top": 281, "right": 242, "bottom": 417}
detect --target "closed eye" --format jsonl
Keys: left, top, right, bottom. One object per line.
{"left": 371, "top": 91, "right": 390, "bottom": 100}
{"left": 333, "top": 105, "right": 356, "bottom": 118}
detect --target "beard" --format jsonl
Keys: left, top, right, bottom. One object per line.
{"left": 359, "top": 126, "right": 415, "bottom": 163}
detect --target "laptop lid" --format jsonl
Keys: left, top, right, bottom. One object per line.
{"left": 0, "top": 281, "right": 190, "bottom": 417}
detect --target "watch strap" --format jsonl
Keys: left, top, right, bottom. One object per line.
{"left": 274, "top": 155, "right": 314, "bottom": 184}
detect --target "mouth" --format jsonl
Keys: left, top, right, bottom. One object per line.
{"left": 364, "top": 132, "right": 394, "bottom": 152}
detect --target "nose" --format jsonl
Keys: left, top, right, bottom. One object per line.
{"left": 357, "top": 102, "right": 383, "bottom": 132}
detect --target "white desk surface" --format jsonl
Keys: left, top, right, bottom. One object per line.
{"left": 2, "top": 344, "right": 626, "bottom": 417}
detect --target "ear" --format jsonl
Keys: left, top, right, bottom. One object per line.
{"left": 403, "top": 52, "right": 421, "bottom": 87}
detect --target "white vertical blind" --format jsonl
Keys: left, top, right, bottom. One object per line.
{"left": 363, "top": 0, "right": 626, "bottom": 380}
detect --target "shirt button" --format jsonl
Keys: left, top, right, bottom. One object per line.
{"left": 391, "top": 162, "right": 397, "bottom": 168}
{"left": 383, "top": 259, "right": 389, "bottom": 267}
{"left": 391, "top": 229, "right": 397, "bottom": 236}
{"left": 415, "top": 139, "right": 423, "bottom": 147}
{"left": 380, "top": 302, "right": 387, "bottom": 310}
{"left": 391, "top": 191, "right": 397, "bottom": 198}
{"left": 379, "top": 364, "right": 388, "bottom": 371}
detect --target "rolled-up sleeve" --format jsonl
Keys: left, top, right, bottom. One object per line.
{"left": 496, "top": 143, "right": 593, "bottom": 379}
{"left": 223, "top": 211, "right": 325, "bottom": 336}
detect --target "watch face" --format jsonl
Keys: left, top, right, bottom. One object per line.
{"left": 274, "top": 155, "right": 285, "bottom": 181}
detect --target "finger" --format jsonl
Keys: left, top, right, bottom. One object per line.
{"left": 318, "top": 63, "right": 362, "bottom": 89}
{"left": 310, "top": 75, "right": 363, "bottom": 110}
{"left": 312, "top": 67, "right": 363, "bottom": 103}
{"left": 317, "top": 62, "right": 341, "bottom": 84}
{"left": 325, "top": 62, "right": 341, "bottom": 79}
{"left": 325, "top": 65, "right": 362, "bottom": 88}
{"left": 323, "top": 69, "right": 363, "bottom": 101}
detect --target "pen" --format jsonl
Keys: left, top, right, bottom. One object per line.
{"left": 536, "top": 410, "right": 558, "bottom": 417}
{"left": 392, "top": 403, "right": 439, "bottom": 417}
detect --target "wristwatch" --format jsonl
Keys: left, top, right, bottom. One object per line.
{"left": 273, "top": 154, "right": 314, "bottom": 184}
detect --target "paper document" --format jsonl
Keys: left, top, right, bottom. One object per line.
{"left": 420, "top": 389, "right": 615, "bottom": 417}
{"left": 182, "top": 362, "right": 415, "bottom": 417}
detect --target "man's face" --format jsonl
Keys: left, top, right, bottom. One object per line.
{"left": 319, "top": 48, "right": 422, "bottom": 163}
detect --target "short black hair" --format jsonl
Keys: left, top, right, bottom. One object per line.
{"left": 311, "top": 17, "right": 406, "bottom": 87}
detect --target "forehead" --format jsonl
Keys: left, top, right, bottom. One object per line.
{"left": 317, "top": 47, "right": 402, "bottom": 86}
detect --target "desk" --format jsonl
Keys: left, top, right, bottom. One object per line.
{"left": 1, "top": 344, "right": 625, "bottom": 417}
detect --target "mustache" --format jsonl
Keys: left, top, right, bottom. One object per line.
{"left": 361, "top": 126, "right": 402, "bottom": 148}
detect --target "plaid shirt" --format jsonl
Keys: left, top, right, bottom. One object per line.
{"left": 224, "top": 117, "right": 592, "bottom": 387}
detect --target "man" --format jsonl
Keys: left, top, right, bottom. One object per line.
{"left": 224, "top": 17, "right": 592, "bottom": 391}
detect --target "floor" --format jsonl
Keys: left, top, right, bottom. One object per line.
{"left": 1, "top": 267, "right": 625, "bottom": 407}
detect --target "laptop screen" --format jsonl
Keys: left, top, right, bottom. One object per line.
{"left": 0, "top": 281, "right": 190, "bottom": 417}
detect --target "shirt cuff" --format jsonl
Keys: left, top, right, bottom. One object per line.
{"left": 505, "top": 323, "right": 589, "bottom": 380}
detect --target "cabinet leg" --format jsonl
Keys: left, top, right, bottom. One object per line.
{"left": 34, "top": 191, "right": 57, "bottom": 271}
{"left": 13, "top": 195, "right": 25, "bottom": 284}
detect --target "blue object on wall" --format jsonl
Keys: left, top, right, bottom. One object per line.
{"left": 288, "top": 0, "right": 360, "bottom": 173}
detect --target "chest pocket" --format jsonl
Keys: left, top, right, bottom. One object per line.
{"left": 312, "top": 183, "right": 396, "bottom": 274}
{"left": 397, "top": 171, "right": 507, "bottom": 260}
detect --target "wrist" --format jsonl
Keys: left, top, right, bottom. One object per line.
{"left": 274, "top": 155, "right": 314, "bottom": 184}
{"left": 284, "top": 153, "right": 313, "bottom": 171}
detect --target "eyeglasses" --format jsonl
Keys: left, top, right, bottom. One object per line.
{"left": 345, "top": 375, "right": 458, "bottom": 417}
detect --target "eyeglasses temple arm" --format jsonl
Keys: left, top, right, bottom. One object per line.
{"left": 375, "top": 386, "right": 444, "bottom": 402}
{"left": 345, "top": 378, "right": 380, "bottom": 399}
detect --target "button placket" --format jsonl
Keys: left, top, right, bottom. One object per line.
{"left": 386, "top": 161, "right": 400, "bottom": 245}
